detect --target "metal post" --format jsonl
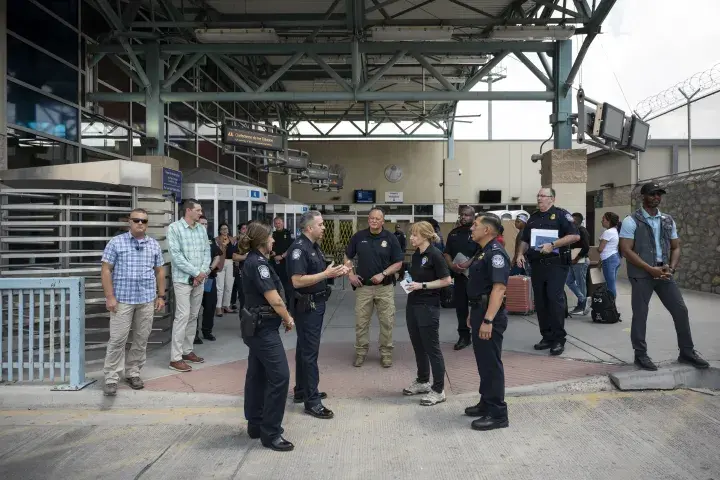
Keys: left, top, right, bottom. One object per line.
{"left": 487, "top": 77, "right": 493, "bottom": 140}
{"left": 131, "top": 186, "right": 138, "bottom": 209}
{"left": 0, "top": 0, "right": 7, "bottom": 170}
{"left": 679, "top": 87, "right": 699, "bottom": 172}
{"left": 145, "top": 44, "right": 165, "bottom": 155}
{"left": 553, "top": 40, "right": 573, "bottom": 149}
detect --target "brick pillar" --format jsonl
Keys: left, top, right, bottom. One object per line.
{"left": 0, "top": 1, "right": 7, "bottom": 170}
{"left": 540, "top": 148, "right": 588, "bottom": 219}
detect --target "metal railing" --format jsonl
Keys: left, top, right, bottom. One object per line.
{"left": 0, "top": 277, "right": 94, "bottom": 390}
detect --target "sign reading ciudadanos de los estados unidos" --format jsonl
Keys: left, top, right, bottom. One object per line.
{"left": 222, "top": 123, "right": 284, "bottom": 151}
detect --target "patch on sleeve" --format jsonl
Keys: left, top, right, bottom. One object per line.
{"left": 292, "top": 248, "right": 302, "bottom": 260}
{"left": 258, "top": 265, "right": 271, "bottom": 279}
{"left": 565, "top": 213, "right": 574, "bottom": 222}
{"left": 491, "top": 255, "right": 505, "bottom": 269}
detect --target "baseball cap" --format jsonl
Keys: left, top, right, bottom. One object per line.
{"left": 516, "top": 213, "right": 529, "bottom": 223}
{"left": 640, "top": 182, "right": 667, "bottom": 195}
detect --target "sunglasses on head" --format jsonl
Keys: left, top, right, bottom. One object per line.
{"left": 130, "top": 218, "right": 149, "bottom": 224}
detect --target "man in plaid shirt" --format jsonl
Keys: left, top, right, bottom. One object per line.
{"left": 167, "top": 199, "right": 211, "bottom": 372}
{"left": 101, "top": 208, "right": 166, "bottom": 396}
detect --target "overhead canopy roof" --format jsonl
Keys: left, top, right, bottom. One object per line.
{"left": 88, "top": 0, "right": 617, "bottom": 138}
{"left": 182, "top": 168, "right": 259, "bottom": 187}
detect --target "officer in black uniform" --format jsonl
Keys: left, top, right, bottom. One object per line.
{"left": 271, "top": 216, "right": 295, "bottom": 303}
{"left": 288, "top": 210, "right": 347, "bottom": 419}
{"left": 239, "top": 222, "right": 295, "bottom": 452}
{"left": 518, "top": 188, "right": 580, "bottom": 356}
{"left": 443, "top": 205, "right": 478, "bottom": 350}
{"left": 463, "top": 214, "right": 510, "bottom": 431}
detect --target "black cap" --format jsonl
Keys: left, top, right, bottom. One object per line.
{"left": 640, "top": 182, "right": 667, "bottom": 195}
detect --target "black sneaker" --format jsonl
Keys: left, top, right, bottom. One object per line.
{"left": 678, "top": 350, "right": 710, "bottom": 369}
{"left": 634, "top": 355, "right": 658, "bottom": 371}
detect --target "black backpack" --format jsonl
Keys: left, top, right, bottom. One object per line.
{"left": 591, "top": 285, "right": 621, "bottom": 324}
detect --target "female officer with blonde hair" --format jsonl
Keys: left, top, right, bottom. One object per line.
{"left": 402, "top": 221, "right": 452, "bottom": 406}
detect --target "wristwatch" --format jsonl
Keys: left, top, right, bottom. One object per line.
{"left": 482, "top": 318, "right": 494, "bottom": 325}
{"left": 422, "top": 283, "right": 427, "bottom": 290}
{"left": 158, "top": 295, "right": 166, "bottom": 300}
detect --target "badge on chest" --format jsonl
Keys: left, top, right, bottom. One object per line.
{"left": 421, "top": 256, "right": 428, "bottom": 266}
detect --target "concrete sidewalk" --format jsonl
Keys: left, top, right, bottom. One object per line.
{"left": 1, "top": 389, "right": 719, "bottom": 479}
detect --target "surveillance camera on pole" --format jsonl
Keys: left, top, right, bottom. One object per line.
{"left": 574, "top": 88, "right": 650, "bottom": 159}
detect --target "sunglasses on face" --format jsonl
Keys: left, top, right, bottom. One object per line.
{"left": 130, "top": 218, "right": 149, "bottom": 224}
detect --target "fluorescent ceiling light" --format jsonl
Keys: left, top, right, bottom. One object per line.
{"left": 194, "top": 28, "right": 280, "bottom": 43}
{"left": 489, "top": 26, "right": 575, "bottom": 41}
{"left": 370, "top": 26, "right": 454, "bottom": 42}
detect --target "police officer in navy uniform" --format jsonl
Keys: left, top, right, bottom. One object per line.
{"left": 239, "top": 222, "right": 295, "bottom": 452}
{"left": 518, "top": 188, "right": 580, "bottom": 356}
{"left": 463, "top": 214, "right": 510, "bottom": 431}
{"left": 271, "top": 216, "right": 294, "bottom": 303}
{"left": 443, "top": 205, "right": 478, "bottom": 350}
{"left": 288, "top": 210, "right": 347, "bottom": 419}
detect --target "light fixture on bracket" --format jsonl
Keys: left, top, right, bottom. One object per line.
{"left": 194, "top": 28, "right": 281, "bottom": 43}
{"left": 370, "top": 26, "right": 454, "bottom": 42}
{"left": 575, "top": 88, "right": 650, "bottom": 158}
{"left": 489, "top": 25, "right": 575, "bottom": 41}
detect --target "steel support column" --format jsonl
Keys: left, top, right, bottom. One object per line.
{"left": 0, "top": 0, "right": 7, "bottom": 170}
{"left": 145, "top": 44, "right": 165, "bottom": 155}
{"left": 552, "top": 40, "right": 573, "bottom": 149}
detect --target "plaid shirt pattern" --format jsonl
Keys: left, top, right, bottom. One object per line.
{"left": 102, "top": 232, "right": 164, "bottom": 305}
{"left": 167, "top": 218, "right": 211, "bottom": 284}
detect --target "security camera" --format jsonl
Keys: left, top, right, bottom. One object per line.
{"left": 458, "top": 169, "right": 463, "bottom": 176}
{"left": 531, "top": 154, "right": 542, "bottom": 163}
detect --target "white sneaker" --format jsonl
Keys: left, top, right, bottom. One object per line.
{"left": 582, "top": 302, "right": 591, "bottom": 316}
{"left": 403, "top": 380, "right": 431, "bottom": 396}
{"left": 420, "top": 390, "right": 446, "bottom": 406}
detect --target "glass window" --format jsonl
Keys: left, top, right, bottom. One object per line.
{"left": 81, "top": 112, "right": 129, "bottom": 155}
{"left": 80, "top": 1, "right": 111, "bottom": 39}
{"left": 7, "top": 83, "right": 79, "bottom": 141}
{"left": 7, "top": 35, "right": 79, "bottom": 103}
{"left": 5, "top": 127, "right": 79, "bottom": 169}
{"left": 169, "top": 146, "right": 197, "bottom": 171}
{"left": 8, "top": 0, "right": 78, "bottom": 64}
{"left": 97, "top": 56, "right": 131, "bottom": 92}
{"left": 198, "top": 200, "right": 215, "bottom": 236}
{"left": 36, "top": 0, "right": 79, "bottom": 24}
{"left": 218, "top": 201, "right": 233, "bottom": 228}
{"left": 220, "top": 151, "right": 234, "bottom": 171}
{"left": 167, "top": 120, "right": 197, "bottom": 154}
{"left": 198, "top": 140, "right": 219, "bottom": 164}
{"left": 237, "top": 201, "right": 249, "bottom": 227}
{"left": 414, "top": 205, "right": 434, "bottom": 216}
{"left": 251, "top": 202, "right": 267, "bottom": 222}
{"left": 199, "top": 158, "right": 216, "bottom": 172}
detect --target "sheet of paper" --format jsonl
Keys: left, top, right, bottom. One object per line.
{"left": 590, "top": 267, "right": 606, "bottom": 285}
{"left": 400, "top": 278, "right": 413, "bottom": 294}
{"left": 571, "top": 248, "right": 586, "bottom": 263}
{"left": 530, "top": 229, "right": 559, "bottom": 254}
{"left": 453, "top": 253, "right": 470, "bottom": 277}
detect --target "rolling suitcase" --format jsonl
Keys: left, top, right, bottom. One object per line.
{"left": 505, "top": 275, "right": 534, "bottom": 315}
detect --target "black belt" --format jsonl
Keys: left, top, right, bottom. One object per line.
{"left": 468, "top": 295, "right": 489, "bottom": 306}
{"left": 530, "top": 255, "right": 564, "bottom": 266}
{"left": 296, "top": 290, "right": 328, "bottom": 301}
{"left": 362, "top": 278, "right": 394, "bottom": 287}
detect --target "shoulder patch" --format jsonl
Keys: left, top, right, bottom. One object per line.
{"left": 491, "top": 254, "right": 505, "bottom": 269}
{"left": 258, "top": 265, "right": 271, "bottom": 279}
{"left": 492, "top": 243, "right": 502, "bottom": 250}
{"left": 292, "top": 248, "right": 302, "bottom": 260}
{"left": 565, "top": 213, "right": 574, "bottom": 222}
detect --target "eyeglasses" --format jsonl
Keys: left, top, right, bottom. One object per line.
{"left": 536, "top": 195, "right": 553, "bottom": 199}
{"left": 130, "top": 218, "right": 149, "bottom": 224}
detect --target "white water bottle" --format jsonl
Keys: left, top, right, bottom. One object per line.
{"left": 404, "top": 271, "right": 412, "bottom": 283}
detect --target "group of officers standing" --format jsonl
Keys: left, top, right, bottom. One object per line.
{"left": 99, "top": 183, "right": 710, "bottom": 454}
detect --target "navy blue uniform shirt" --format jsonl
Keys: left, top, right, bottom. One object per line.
{"left": 408, "top": 245, "right": 451, "bottom": 306}
{"left": 467, "top": 239, "right": 511, "bottom": 300}
{"left": 242, "top": 250, "right": 284, "bottom": 308}
{"left": 520, "top": 206, "right": 578, "bottom": 262}
{"left": 286, "top": 233, "right": 328, "bottom": 294}
{"left": 444, "top": 225, "right": 478, "bottom": 264}
{"left": 345, "top": 228, "right": 403, "bottom": 281}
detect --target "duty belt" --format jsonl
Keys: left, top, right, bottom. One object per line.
{"left": 468, "top": 295, "right": 506, "bottom": 308}
{"left": 530, "top": 255, "right": 564, "bottom": 266}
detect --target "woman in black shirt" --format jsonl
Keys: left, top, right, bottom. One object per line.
{"left": 402, "top": 221, "right": 452, "bottom": 406}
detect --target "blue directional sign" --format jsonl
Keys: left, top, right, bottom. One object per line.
{"left": 302, "top": 206, "right": 308, "bottom": 212}
{"left": 162, "top": 168, "right": 182, "bottom": 202}
{"left": 250, "top": 190, "right": 261, "bottom": 199}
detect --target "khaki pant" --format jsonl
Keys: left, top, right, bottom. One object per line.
{"left": 216, "top": 261, "right": 234, "bottom": 309}
{"left": 103, "top": 301, "right": 154, "bottom": 384}
{"left": 171, "top": 282, "right": 204, "bottom": 362}
{"left": 355, "top": 284, "right": 395, "bottom": 357}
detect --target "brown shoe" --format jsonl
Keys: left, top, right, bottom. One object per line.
{"left": 381, "top": 356, "right": 392, "bottom": 368}
{"left": 183, "top": 352, "right": 205, "bottom": 364}
{"left": 169, "top": 360, "right": 192, "bottom": 372}
{"left": 125, "top": 377, "right": 144, "bottom": 390}
{"left": 103, "top": 382, "right": 118, "bottom": 396}
{"left": 353, "top": 355, "right": 365, "bottom": 367}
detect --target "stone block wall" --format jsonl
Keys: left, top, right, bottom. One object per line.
{"left": 640, "top": 175, "right": 720, "bottom": 294}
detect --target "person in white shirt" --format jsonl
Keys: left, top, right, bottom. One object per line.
{"left": 597, "top": 212, "right": 621, "bottom": 297}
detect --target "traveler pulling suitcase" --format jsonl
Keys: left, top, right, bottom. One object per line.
{"left": 505, "top": 276, "right": 534, "bottom": 315}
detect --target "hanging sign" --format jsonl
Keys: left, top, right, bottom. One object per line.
{"left": 222, "top": 124, "right": 284, "bottom": 151}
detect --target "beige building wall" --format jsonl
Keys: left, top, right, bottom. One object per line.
{"left": 272, "top": 140, "right": 563, "bottom": 206}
